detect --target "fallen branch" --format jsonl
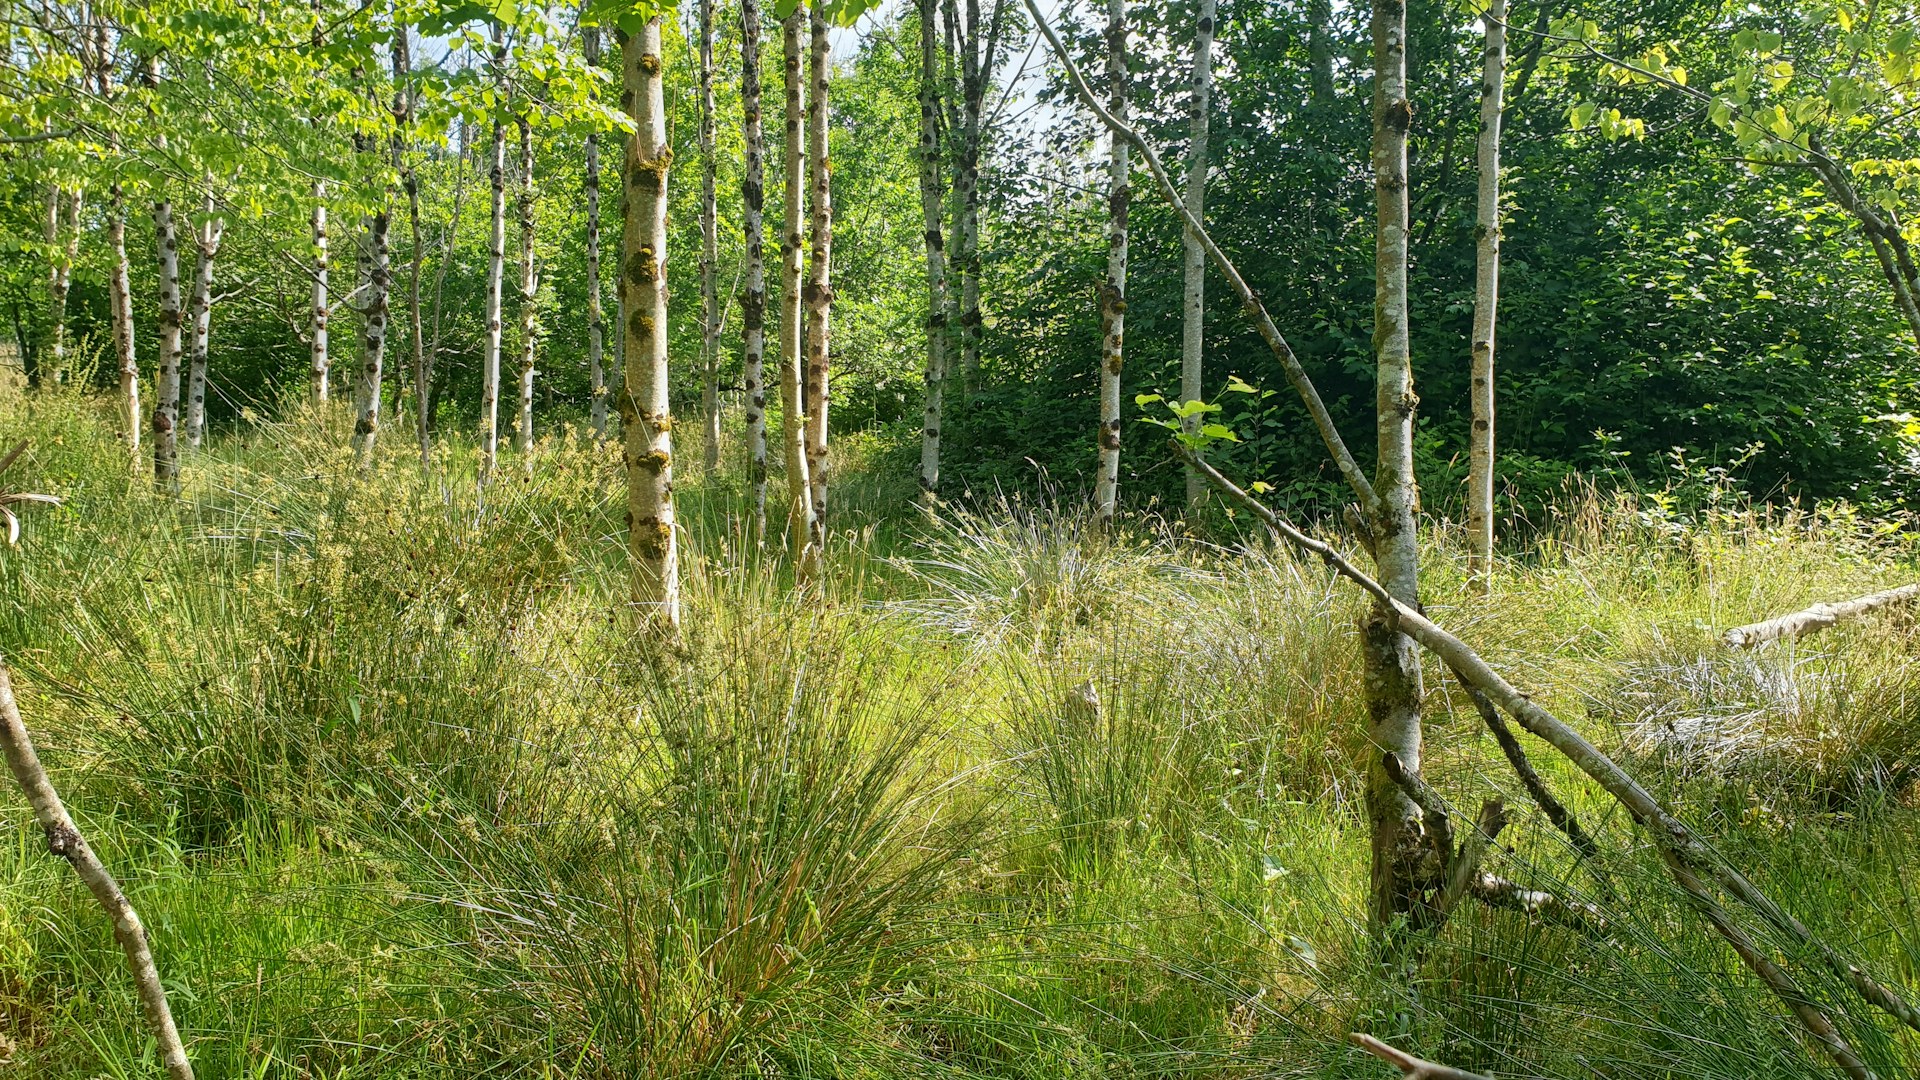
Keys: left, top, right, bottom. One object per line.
{"left": 1439, "top": 800, "right": 1507, "bottom": 919}
{"left": 1178, "top": 443, "right": 1910, "bottom": 1078}
{"left": 1349, "top": 1033, "right": 1494, "bottom": 1079}
{"left": 1723, "top": 584, "right": 1920, "bottom": 648}
{"left": 0, "top": 663, "right": 193, "bottom": 1078}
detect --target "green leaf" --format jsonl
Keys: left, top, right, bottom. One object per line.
{"left": 1200, "top": 423, "right": 1240, "bottom": 442}
{"left": 1224, "top": 374, "right": 1258, "bottom": 393}
{"left": 1134, "top": 393, "right": 1163, "bottom": 406}
{"left": 1569, "top": 101, "right": 1598, "bottom": 130}
{"left": 1249, "top": 481, "right": 1274, "bottom": 494}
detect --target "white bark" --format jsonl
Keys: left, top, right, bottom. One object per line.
{"left": 514, "top": 111, "right": 538, "bottom": 454}
{"left": 184, "top": 189, "right": 223, "bottom": 450}
{"left": 620, "top": 17, "right": 680, "bottom": 627}
{"left": 779, "top": 10, "right": 818, "bottom": 570}
{"left": 109, "top": 185, "right": 139, "bottom": 448}
{"left": 481, "top": 24, "right": 507, "bottom": 477}
{"left": 803, "top": 6, "right": 833, "bottom": 546}
{"left": 1366, "top": 0, "right": 1428, "bottom": 933}
{"left": 1466, "top": 0, "right": 1506, "bottom": 586}
{"left": 1724, "top": 583, "right": 1920, "bottom": 648}
{"left": 1093, "top": 0, "right": 1128, "bottom": 527}
{"left": 740, "top": 0, "right": 769, "bottom": 537}
{"left": 699, "top": 0, "right": 722, "bottom": 478}
{"left": 311, "top": 184, "right": 331, "bottom": 403}
{"left": 151, "top": 195, "right": 183, "bottom": 491}
{"left": 0, "top": 660, "right": 194, "bottom": 1080}
{"left": 916, "top": 0, "right": 949, "bottom": 497}
{"left": 1179, "top": 0, "right": 1215, "bottom": 509}
{"left": 352, "top": 204, "right": 391, "bottom": 462}
{"left": 585, "top": 20, "right": 609, "bottom": 442}
{"left": 45, "top": 185, "right": 80, "bottom": 383}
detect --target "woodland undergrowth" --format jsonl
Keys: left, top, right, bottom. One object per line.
{"left": 2, "top": 388, "right": 1918, "bottom": 1078}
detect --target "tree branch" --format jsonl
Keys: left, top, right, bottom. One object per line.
{"left": 1723, "top": 583, "right": 1920, "bottom": 648}
{"left": 1349, "top": 1033, "right": 1494, "bottom": 1080}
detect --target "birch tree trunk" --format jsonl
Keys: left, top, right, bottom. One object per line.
{"left": 399, "top": 25, "right": 429, "bottom": 467}
{"left": 353, "top": 199, "right": 392, "bottom": 462}
{"left": 45, "top": 185, "right": 80, "bottom": 384}
{"left": 802, "top": 5, "right": 833, "bottom": 545}
{"left": 619, "top": 17, "right": 680, "bottom": 627}
{"left": 953, "top": 0, "right": 990, "bottom": 387}
{"left": 183, "top": 189, "right": 224, "bottom": 450}
{"left": 740, "top": 0, "right": 770, "bottom": 538}
{"left": 1366, "top": 0, "right": 1431, "bottom": 938}
{"left": 109, "top": 184, "right": 139, "bottom": 448}
{"left": 151, "top": 194, "right": 183, "bottom": 491}
{"left": 584, "top": 20, "right": 609, "bottom": 442}
{"left": 311, "top": 184, "right": 331, "bottom": 403}
{"left": 916, "top": 0, "right": 950, "bottom": 497}
{"left": 699, "top": 0, "right": 722, "bottom": 477}
{"left": 1093, "top": 0, "right": 1129, "bottom": 528}
{"left": 779, "top": 9, "right": 818, "bottom": 569}
{"left": 481, "top": 23, "right": 507, "bottom": 477}
{"left": 1179, "top": 0, "right": 1215, "bottom": 510}
{"left": 1465, "top": 0, "right": 1506, "bottom": 586}
{"left": 0, "top": 661, "right": 194, "bottom": 1080}
{"left": 514, "top": 110, "right": 538, "bottom": 454}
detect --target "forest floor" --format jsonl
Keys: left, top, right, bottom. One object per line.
{"left": 3, "top": 386, "right": 1919, "bottom": 1079}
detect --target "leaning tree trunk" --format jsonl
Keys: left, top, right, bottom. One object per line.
{"left": 778, "top": 9, "right": 818, "bottom": 569}
{"left": 802, "top": 5, "right": 833, "bottom": 547}
{"left": 514, "top": 110, "right": 539, "bottom": 454}
{"left": 1365, "top": 0, "right": 1431, "bottom": 940}
{"left": 1092, "top": 0, "right": 1129, "bottom": 528}
{"left": 481, "top": 24, "right": 507, "bottom": 477}
{"left": 183, "top": 189, "right": 224, "bottom": 450}
{"left": 1465, "top": 0, "right": 1506, "bottom": 587}
{"left": 1179, "top": 0, "right": 1215, "bottom": 509}
{"left": 699, "top": 0, "right": 722, "bottom": 477}
{"left": 915, "top": 0, "right": 950, "bottom": 496}
{"left": 151, "top": 194, "right": 183, "bottom": 491}
{"left": 584, "top": 20, "right": 610, "bottom": 442}
{"left": 740, "top": 0, "right": 770, "bottom": 538}
{"left": 620, "top": 17, "right": 680, "bottom": 626}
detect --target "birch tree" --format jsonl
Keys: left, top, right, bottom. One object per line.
{"left": 514, "top": 105, "right": 539, "bottom": 453}
{"left": 584, "top": 18, "right": 610, "bottom": 441}
{"left": 1364, "top": 0, "right": 1430, "bottom": 934}
{"left": 1092, "top": 0, "right": 1129, "bottom": 527}
{"left": 1465, "top": 0, "right": 1506, "bottom": 586}
{"left": 183, "top": 188, "right": 224, "bottom": 450}
{"left": 481, "top": 21, "right": 508, "bottom": 475}
{"left": 150, "top": 117, "right": 185, "bottom": 491}
{"left": 1178, "top": 0, "right": 1214, "bottom": 510}
{"left": 802, "top": 3, "right": 832, "bottom": 544}
{"left": 93, "top": 25, "right": 138, "bottom": 446}
{"left": 915, "top": 0, "right": 949, "bottom": 496}
{"left": 311, "top": 188, "right": 331, "bottom": 402}
{"left": 740, "top": 0, "right": 770, "bottom": 536}
{"left": 942, "top": 0, "right": 1005, "bottom": 390}
{"left": 778, "top": 7, "right": 818, "bottom": 568}
{"left": 43, "top": 184, "right": 80, "bottom": 385}
{"left": 398, "top": 20, "right": 431, "bottom": 467}
{"left": 618, "top": 14, "right": 680, "bottom": 626}
{"left": 698, "top": 0, "right": 722, "bottom": 477}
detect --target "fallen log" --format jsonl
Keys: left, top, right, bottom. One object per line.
{"left": 1723, "top": 584, "right": 1920, "bottom": 648}
{"left": 1350, "top": 1033, "right": 1494, "bottom": 1079}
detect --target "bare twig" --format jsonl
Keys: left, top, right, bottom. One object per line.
{"left": 1350, "top": 1032, "right": 1494, "bottom": 1079}
{"left": 1439, "top": 800, "right": 1507, "bottom": 918}
{"left": 0, "top": 662, "right": 194, "bottom": 1079}
{"left": 1723, "top": 584, "right": 1920, "bottom": 648}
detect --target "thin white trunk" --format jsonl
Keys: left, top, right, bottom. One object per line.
{"left": 151, "top": 195, "right": 182, "bottom": 491}
{"left": 620, "top": 17, "right": 680, "bottom": 627}
{"left": 778, "top": 10, "right": 817, "bottom": 570}
{"left": 311, "top": 183, "right": 330, "bottom": 403}
{"left": 1179, "top": 0, "right": 1215, "bottom": 509}
{"left": 1366, "top": 0, "right": 1428, "bottom": 935}
{"left": 184, "top": 189, "right": 223, "bottom": 450}
{"left": 45, "top": 185, "right": 80, "bottom": 383}
{"left": 584, "top": 20, "right": 609, "bottom": 442}
{"left": 699, "top": 0, "right": 722, "bottom": 477}
{"left": 0, "top": 661, "right": 193, "bottom": 1080}
{"left": 398, "top": 25, "right": 429, "bottom": 468}
{"left": 109, "top": 185, "right": 139, "bottom": 449}
{"left": 802, "top": 6, "right": 832, "bottom": 545}
{"left": 515, "top": 111, "right": 538, "bottom": 454}
{"left": 1093, "top": 0, "right": 1128, "bottom": 526}
{"left": 1466, "top": 0, "right": 1506, "bottom": 586}
{"left": 353, "top": 199, "right": 392, "bottom": 462}
{"left": 741, "top": 0, "right": 770, "bottom": 538}
{"left": 916, "top": 0, "right": 949, "bottom": 496}
{"left": 481, "top": 24, "right": 506, "bottom": 477}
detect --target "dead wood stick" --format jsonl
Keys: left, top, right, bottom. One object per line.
{"left": 1439, "top": 800, "right": 1508, "bottom": 919}
{"left": 1723, "top": 584, "right": 1920, "bottom": 648}
{"left": 1177, "top": 444, "right": 1896, "bottom": 1075}
{"left": 1349, "top": 1033, "right": 1494, "bottom": 1079}
{"left": 0, "top": 660, "right": 194, "bottom": 1079}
